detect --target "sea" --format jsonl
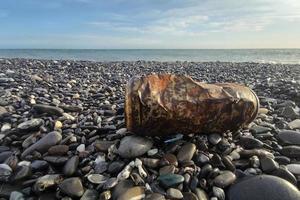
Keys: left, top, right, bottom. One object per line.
{"left": 0, "top": 49, "right": 300, "bottom": 64}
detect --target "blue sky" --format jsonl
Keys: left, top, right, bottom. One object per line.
{"left": 0, "top": 0, "right": 300, "bottom": 49}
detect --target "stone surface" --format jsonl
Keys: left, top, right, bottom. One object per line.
{"left": 177, "top": 143, "right": 196, "bottom": 163}
{"left": 227, "top": 175, "right": 300, "bottom": 200}
{"left": 118, "top": 186, "right": 145, "bottom": 200}
{"left": 59, "top": 177, "right": 84, "bottom": 198}
{"left": 277, "top": 130, "right": 300, "bottom": 145}
{"left": 213, "top": 171, "right": 236, "bottom": 188}
{"left": 158, "top": 174, "right": 184, "bottom": 188}
{"left": 21, "top": 131, "right": 62, "bottom": 158}
{"left": 117, "top": 136, "right": 153, "bottom": 158}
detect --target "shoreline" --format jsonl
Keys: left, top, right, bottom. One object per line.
{"left": 0, "top": 58, "right": 300, "bottom": 199}
{"left": 1, "top": 57, "right": 300, "bottom": 65}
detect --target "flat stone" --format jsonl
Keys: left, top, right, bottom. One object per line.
{"left": 208, "top": 133, "right": 222, "bottom": 145}
{"left": 43, "top": 156, "right": 68, "bottom": 165}
{"left": 80, "top": 189, "right": 98, "bottom": 200}
{"left": 277, "top": 130, "right": 300, "bottom": 145}
{"left": 10, "top": 191, "right": 24, "bottom": 200}
{"left": 11, "top": 165, "right": 31, "bottom": 182}
{"left": 33, "top": 104, "right": 64, "bottom": 116}
{"left": 145, "top": 193, "right": 166, "bottom": 200}
{"left": 31, "top": 160, "right": 49, "bottom": 172}
{"left": 158, "top": 174, "right": 184, "bottom": 188}
{"left": 48, "top": 145, "right": 69, "bottom": 156}
{"left": 227, "top": 175, "right": 300, "bottom": 200}
{"left": 159, "top": 165, "right": 176, "bottom": 175}
{"left": 87, "top": 174, "right": 108, "bottom": 184}
{"left": 63, "top": 155, "right": 79, "bottom": 176}
{"left": 280, "top": 106, "right": 300, "bottom": 119}
{"left": 108, "top": 160, "right": 125, "bottom": 174}
{"left": 167, "top": 188, "right": 183, "bottom": 199}
{"left": 194, "top": 188, "right": 208, "bottom": 200}
{"left": 118, "top": 186, "right": 145, "bottom": 200}
{"left": 213, "top": 171, "right": 236, "bottom": 188}
{"left": 271, "top": 166, "right": 297, "bottom": 185}
{"left": 239, "top": 137, "right": 263, "bottom": 149}
{"left": 280, "top": 145, "right": 300, "bottom": 158}
{"left": 177, "top": 143, "right": 196, "bottom": 163}
{"left": 21, "top": 131, "right": 62, "bottom": 158}
{"left": 0, "top": 106, "right": 8, "bottom": 117}
{"left": 183, "top": 192, "right": 198, "bottom": 200}
{"left": 288, "top": 119, "right": 300, "bottom": 129}
{"left": 94, "top": 140, "right": 116, "bottom": 152}
{"left": 112, "top": 180, "right": 134, "bottom": 200}
{"left": 117, "top": 136, "right": 153, "bottom": 158}
{"left": 250, "top": 125, "right": 271, "bottom": 134}
{"left": 260, "top": 156, "right": 279, "bottom": 173}
{"left": 59, "top": 177, "right": 84, "bottom": 198}
{"left": 286, "top": 164, "right": 300, "bottom": 175}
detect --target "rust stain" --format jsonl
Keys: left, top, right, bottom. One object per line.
{"left": 125, "top": 74, "right": 259, "bottom": 136}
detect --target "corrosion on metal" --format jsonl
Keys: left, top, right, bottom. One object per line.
{"left": 125, "top": 74, "right": 259, "bottom": 136}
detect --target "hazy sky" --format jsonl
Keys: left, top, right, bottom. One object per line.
{"left": 1, "top": 0, "right": 300, "bottom": 49}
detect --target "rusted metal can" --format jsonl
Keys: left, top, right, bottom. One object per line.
{"left": 125, "top": 74, "right": 259, "bottom": 136}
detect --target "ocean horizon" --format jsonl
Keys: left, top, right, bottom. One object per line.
{"left": 0, "top": 48, "right": 300, "bottom": 64}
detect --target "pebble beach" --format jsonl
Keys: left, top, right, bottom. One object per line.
{"left": 0, "top": 58, "right": 300, "bottom": 199}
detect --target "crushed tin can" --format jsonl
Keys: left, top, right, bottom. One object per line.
{"left": 125, "top": 74, "right": 259, "bottom": 136}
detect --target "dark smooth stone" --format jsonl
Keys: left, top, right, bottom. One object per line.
{"left": 250, "top": 125, "right": 271, "bottom": 134}
{"left": 277, "top": 130, "right": 300, "bottom": 145}
{"left": 286, "top": 164, "right": 300, "bottom": 175}
{"left": 108, "top": 161, "right": 125, "bottom": 174}
{"left": 31, "top": 160, "right": 49, "bottom": 172}
{"left": 271, "top": 167, "right": 297, "bottom": 185}
{"left": 43, "top": 156, "right": 68, "bottom": 165}
{"left": 227, "top": 175, "right": 300, "bottom": 200}
{"left": 33, "top": 104, "right": 64, "bottom": 116}
{"left": 0, "top": 184, "right": 24, "bottom": 198}
{"left": 17, "top": 118, "right": 44, "bottom": 133}
{"left": 275, "top": 156, "right": 291, "bottom": 165}
{"left": 260, "top": 156, "right": 279, "bottom": 173}
{"left": 208, "top": 133, "right": 222, "bottom": 145}
{"left": 177, "top": 143, "right": 196, "bottom": 163}
{"left": 195, "top": 152, "right": 210, "bottom": 166}
{"left": 183, "top": 192, "right": 198, "bottom": 200}
{"left": 48, "top": 145, "right": 69, "bottom": 156}
{"left": 80, "top": 189, "right": 98, "bottom": 200}
{"left": 161, "top": 153, "right": 178, "bottom": 166}
{"left": 280, "top": 145, "right": 300, "bottom": 158}
{"left": 117, "top": 136, "right": 153, "bottom": 158}
{"left": 112, "top": 180, "right": 134, "bottom": 200}
{"left": 12, "top": 165, "right": 31, "bottom": 182}
{"left": 59, "top": 177, "right": 84, "bottom": 198}
{"left": 63, "top": 156, "right": 79, "bottom": 176}
{"left": 158, "top": 174, "right": 184, "bottom": 188}
{"left": 21, "top": 131, "right": 62, "bottom": 158}
{"left": 239, "top": 137, "right": 264, "bottom": 149}
{"left": 0, "top": 151, "right": 13, "bottom": 163}
{"left": 94, "top": 140, "right": 116, "bottom": 152}
{"left": 213, "top": 171, "right": 236, "bottom": 188}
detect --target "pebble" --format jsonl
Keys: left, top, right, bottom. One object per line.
{"left": 286, "top": 164, "right": 300, "bottom": 175}
{"left": 167, "top": 188, "right": 183, "bottom": 199}
{"left": 288, "top": 119, "right": 300, "bottom": 129}
{"left": 48, "top": 145, "right": 69, "bottom": 155}
{"left": 177, "top": 143, "right": 196, "bottom": 163}
{"left": 21, "top": 131, "right": 62, "bottom": 158}
{"left": 227, "top": 175, "right": 300, "bottom": 200}
{"left": 271, "top": 166, "right": 297, "bottom": 185}
{"left": 17, "top": 118, "right": 44, "bottom": 132}
{"left": 33, "top": 104, "right": 64, "bottom": 116}
{"left": 213, "top": 171, "right": 236, "bottom": 188}
{"left": 280, "top": 145, "right": 300, "bottom": 158}
{"left": 208, "top": 133, "right": 222, "bottom": 145}
{"left": 118, "top": 186, "right": 145, "bottom": 200}
{"left": 80, "top": 189, "right": 98, "bottom": 200}
{"left": 63, "top": 155, "right": 79, "bottom": 176}
{"left": 158, "top": 174, "right": 184, "bottom": 188}
{"left": 277, "top": 130, "right": 300, "bottom": 145}
{"left": 194, "top": 188, "right": 208, "bottom": 200}
{"left": 239, "top": 137, "right": 264, "bottom": 149}
{"left": 59, "top": 177, "right": 84, "bottom": 198}
{"left": 260, "top": 156, "right": 279, "bottom": 173}
{"left": 87, "top": 174, "right": 108, "bottom": 184}
{"left": 117, "top": 135, "right": 153, "bottom": 158}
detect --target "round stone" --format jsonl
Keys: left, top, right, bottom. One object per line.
{"left": 158, "top": 174, "right": 184, "bottom": 188}
{"left": 277, "top": 130, "right": 300, "bottom": 145}
{"left": 177, "top": 143, "right": 196, "bottom": 163}
{"left": 17, "top": 118, "right": 44, "bottom": 132}
{"left": 227, "top": 175, "right": 300, "bottom": 200}
{"left": 167, "top": 188, "right": 183, "bottom": 199}
{"left": 117, "top": 136, "right": 153, "bottom": 158}
{"left": 118, "top": 186, "right": 145, "bottom": 200}
{"left": 59, "top": 177, "right": 84, "bottom": 198}
{"left": 213, "top": 171, "right": 236, "bottom": 188}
